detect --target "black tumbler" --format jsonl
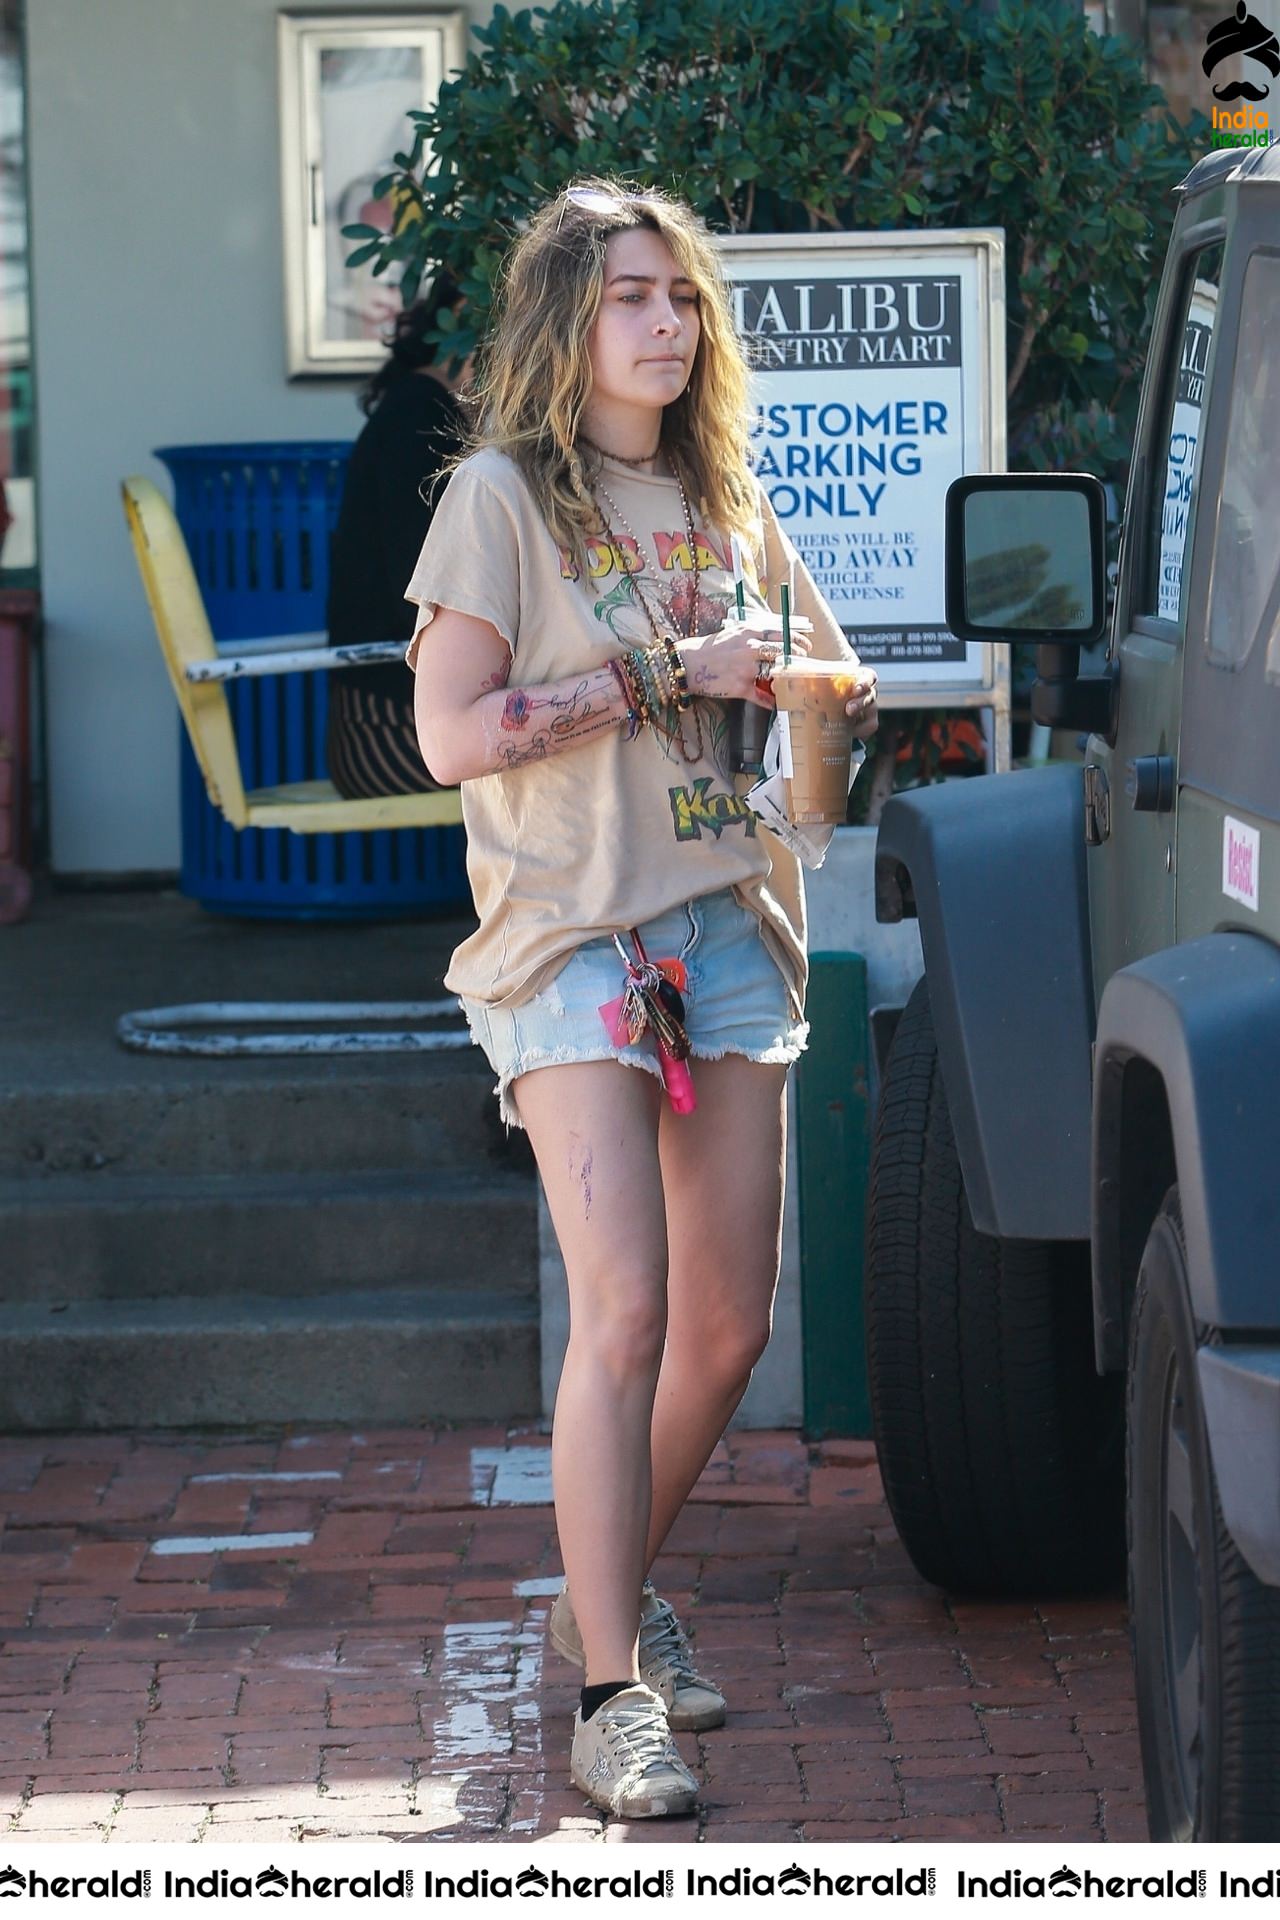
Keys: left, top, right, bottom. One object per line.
{"left": 726, "top": 699, "right": 772, "bottom": 775}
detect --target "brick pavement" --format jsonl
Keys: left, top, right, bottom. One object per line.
{"left": 0, "top": 1427, "right": 1145, "bottom": 1844}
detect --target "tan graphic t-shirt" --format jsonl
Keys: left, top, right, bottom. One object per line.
{"left": 404, "top": 446, "right": 859, "bottom": 1020}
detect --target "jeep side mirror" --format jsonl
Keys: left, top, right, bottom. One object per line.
{"left": 945, "top": 474, "right": 1108, "bottom": 645}
{"left": 945, "top": 473, "right": 1114, "bottom": 735}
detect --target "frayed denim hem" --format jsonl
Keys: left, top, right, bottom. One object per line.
{"left": 496, "top": 1044, "right": 667, "bottom": 1132}
{"left": 686, "top": 1019, "right": 810, "bottom": 1068}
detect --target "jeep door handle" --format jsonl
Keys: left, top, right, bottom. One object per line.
{"left": 1125, "top": 755, "right": 1175, "bottom": 812}
{"left": 1084, "top": 763, "right": 1110, "bottom": 844}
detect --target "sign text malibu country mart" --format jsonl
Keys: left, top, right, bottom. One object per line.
{"left": 731, "top": 275, "right": 962, "bottom": 368}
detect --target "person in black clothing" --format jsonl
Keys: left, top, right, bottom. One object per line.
{"left": 325, "top": 275, "right": 472, "bottom": 798}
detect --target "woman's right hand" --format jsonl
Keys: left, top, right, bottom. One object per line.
{"left": 677, "top": 612, "right": 814, "bottom": 708}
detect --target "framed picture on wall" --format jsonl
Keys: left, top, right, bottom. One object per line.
{"left": 277, "top": 9, "right": 466, "bottom": 378}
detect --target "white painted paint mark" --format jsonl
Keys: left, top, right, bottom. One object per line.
{"left": 493, "top": 1449, "right": 554, "bottom": 1506}
{"left": 189, "top": 1471, "right": 341, "bottom": 1484}
{"left": 414, "top": 1772, "right": 472, "bottom": 1830}
{"left": 513, "top": 1576, "right": 564, "bottom": 1598}
{"left": 507, "top": 1608, "right": 550, "bottom": 1837}
{"left": 469, "top": 1451, "right": 498, "bottom": 1507}
{"left": 433, "top": 1621, "right": 519, "bottom": 1763}
{"left": 470, "top": 1446, "right": 554, "bottom": 1508}
{"left": 149, "top": 1531, "right": 314, "bottom": 1556}
{"left": 431, "top": 1615, "right": 546, "bottom": 1837}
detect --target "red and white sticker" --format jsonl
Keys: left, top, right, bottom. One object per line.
{"left": 1223, "top": 814, "right": 1260, "bottom": 912}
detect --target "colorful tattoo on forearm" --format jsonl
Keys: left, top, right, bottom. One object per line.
{"left": 482, "top": 670, "right": 619, "bottom": 771}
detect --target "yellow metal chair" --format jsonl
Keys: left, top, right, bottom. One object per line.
{"left": 121, "top": 474, "right": 463, "bottom": 834}
{"left": 118, "top": 474, "right": 470, "bottom": 1057}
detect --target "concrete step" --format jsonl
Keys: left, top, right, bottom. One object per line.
{"left": 0, "top": 1167, "right": 537, "bottom": 1303}
{"left": 0, "top": 1287, "right": 540, "bottom": 1429}
{"left": 0, "top": 1051, "right": 534, "bottom": 1182}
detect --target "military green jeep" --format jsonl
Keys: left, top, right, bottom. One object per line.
{"left": 866, "top": 144, "right": 1280, "bottom": 1843}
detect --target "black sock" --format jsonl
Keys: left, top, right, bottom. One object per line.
{"left": 581, "top": 1680, "right": 634, "bottom": 1721}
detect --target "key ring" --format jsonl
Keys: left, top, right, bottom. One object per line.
{"left": 600, "top": 931, "right": 698, "bottom": 1112}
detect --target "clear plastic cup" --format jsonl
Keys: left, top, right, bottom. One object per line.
{"left": 771, "top": 659, "right": 860, "bottom": 825}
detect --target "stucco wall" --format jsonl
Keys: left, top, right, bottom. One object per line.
{"left": 28, "top": 0, "right": 490, "bottom": 874}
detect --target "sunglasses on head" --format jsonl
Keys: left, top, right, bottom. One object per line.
{"left": 556, "top": 185, "right": 659, "bottom": 229}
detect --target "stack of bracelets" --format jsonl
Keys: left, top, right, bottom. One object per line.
{"left": 606, "top": 634, "right": 691, "bottom": 741}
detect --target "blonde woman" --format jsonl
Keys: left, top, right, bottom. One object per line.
{"left": 406, "top": 179, "right": 878, "bottom": 1819}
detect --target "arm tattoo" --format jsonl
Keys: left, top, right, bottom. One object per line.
{"left": 477, "top": 659, "right": 512, "bottom": 694}
{"left": 487, "top": 670, "right": 620, "bottom": 772}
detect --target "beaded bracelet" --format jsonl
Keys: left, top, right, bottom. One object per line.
{"left": 629, "top": 652, "right": 656, "bottom": 725}
{"left": 658, "top": 632, "right": 691, "bottom": 711}
{"left": 621, "top": 649, "right": 653, "bottom": 729}
{"left": 645, "top": 641, "right": 674, "bottom": 709}
{"left": 606, "top": 658, "right": 643, "bottom": 740}
{"left": 634, "top": 644, "right": 664, "bottom": 719}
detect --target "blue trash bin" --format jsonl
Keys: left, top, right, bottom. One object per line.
{"left": 156, "top": 441, "right": 469, "bottom": 919}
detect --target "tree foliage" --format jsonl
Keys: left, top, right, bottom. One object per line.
{"left": 359, "top": 0, "right": 1202, "bottom": 489}
{"left": 354, "top": 0, "right": 1206, "bottom": 804}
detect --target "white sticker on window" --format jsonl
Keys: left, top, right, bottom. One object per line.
{"left": 1158, "top": 281, "right": 1218, "bottom": 622}
{"left": 1223, "top": 815, "right": 1260, "bottom": 912}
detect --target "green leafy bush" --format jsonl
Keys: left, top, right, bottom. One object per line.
{"left": 355, "top": 0, "right": 1205, "bottom": 812}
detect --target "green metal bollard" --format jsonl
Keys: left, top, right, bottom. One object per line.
{"left": 795, "top": 951, "right": 872, "bottom": 1438}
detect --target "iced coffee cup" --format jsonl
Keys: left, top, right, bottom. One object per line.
{"left": 771, "top": 658, "right": 860, "bottom": 825}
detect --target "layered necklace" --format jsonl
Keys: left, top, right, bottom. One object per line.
{"left": 580, "top": 437, "right": 706, "bottom": 765}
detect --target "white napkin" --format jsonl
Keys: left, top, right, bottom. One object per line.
{"left": 743, "top": 711, "right": 868, "bottom": 871}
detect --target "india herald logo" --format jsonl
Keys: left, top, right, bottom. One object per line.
{"left": 1204, "top": 2, "right": 1280, "bottom": 99}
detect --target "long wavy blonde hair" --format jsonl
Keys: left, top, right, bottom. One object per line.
{"left": 458, "top": 177, "right": 757, "bottom": 566}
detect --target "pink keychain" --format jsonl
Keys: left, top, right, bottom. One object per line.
{"left": 598, "top": 934, "right": 697, "bottom": 1115}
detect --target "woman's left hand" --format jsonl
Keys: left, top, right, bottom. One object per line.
{"left": 845, "top": 667, "right": 879, "bottom": 741}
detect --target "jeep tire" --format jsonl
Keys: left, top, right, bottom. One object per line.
{"left": 865, "top": 976, "right": 1124, "bottom": 1594}
{"left": 1128, "top": 1185, "right": 1280, "bottom": 1841}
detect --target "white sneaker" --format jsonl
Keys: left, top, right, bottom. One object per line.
{"left": 570, "top": 1682, "right": 699, "bottom": 1818}
{"left": 549, "top": 1579, "right": 727, "bottom": 1731}
{"left": 636, "top": 1587, "right": 727, "bottom": 1732}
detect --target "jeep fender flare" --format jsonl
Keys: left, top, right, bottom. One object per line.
{"left": 874, "top": 763, "right": 1094, "bottom": 1241}
{"left": 1092, "top": 931, "right": 1280, "bottom": 1371}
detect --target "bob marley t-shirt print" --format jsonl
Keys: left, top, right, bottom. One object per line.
{"left": 556, "top": 512, "right": 740, "bottom": 783}
{"left": 404, "top": 446, "right": 858, "bottom": 1016}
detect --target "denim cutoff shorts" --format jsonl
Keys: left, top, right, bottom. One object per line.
{"left": 458, "top": 887, "right": 810, "bottom": 1132}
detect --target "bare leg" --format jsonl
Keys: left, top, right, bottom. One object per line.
{"left": 513, "top": 1058, "right": 668, "bottom": 1684}
{"left": 644, "top": 1056, "right": 789, "bottom": 1570}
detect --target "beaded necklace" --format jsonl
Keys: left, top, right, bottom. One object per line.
{"left": 587, "top": 454, "right": 706, "bottom": 766}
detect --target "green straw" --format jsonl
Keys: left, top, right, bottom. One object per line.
{"left": 731, "top": 534, "right": 747, "bottom": 620}
{"left": 780, "top": 583, "right": 792, "bottom": 665}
